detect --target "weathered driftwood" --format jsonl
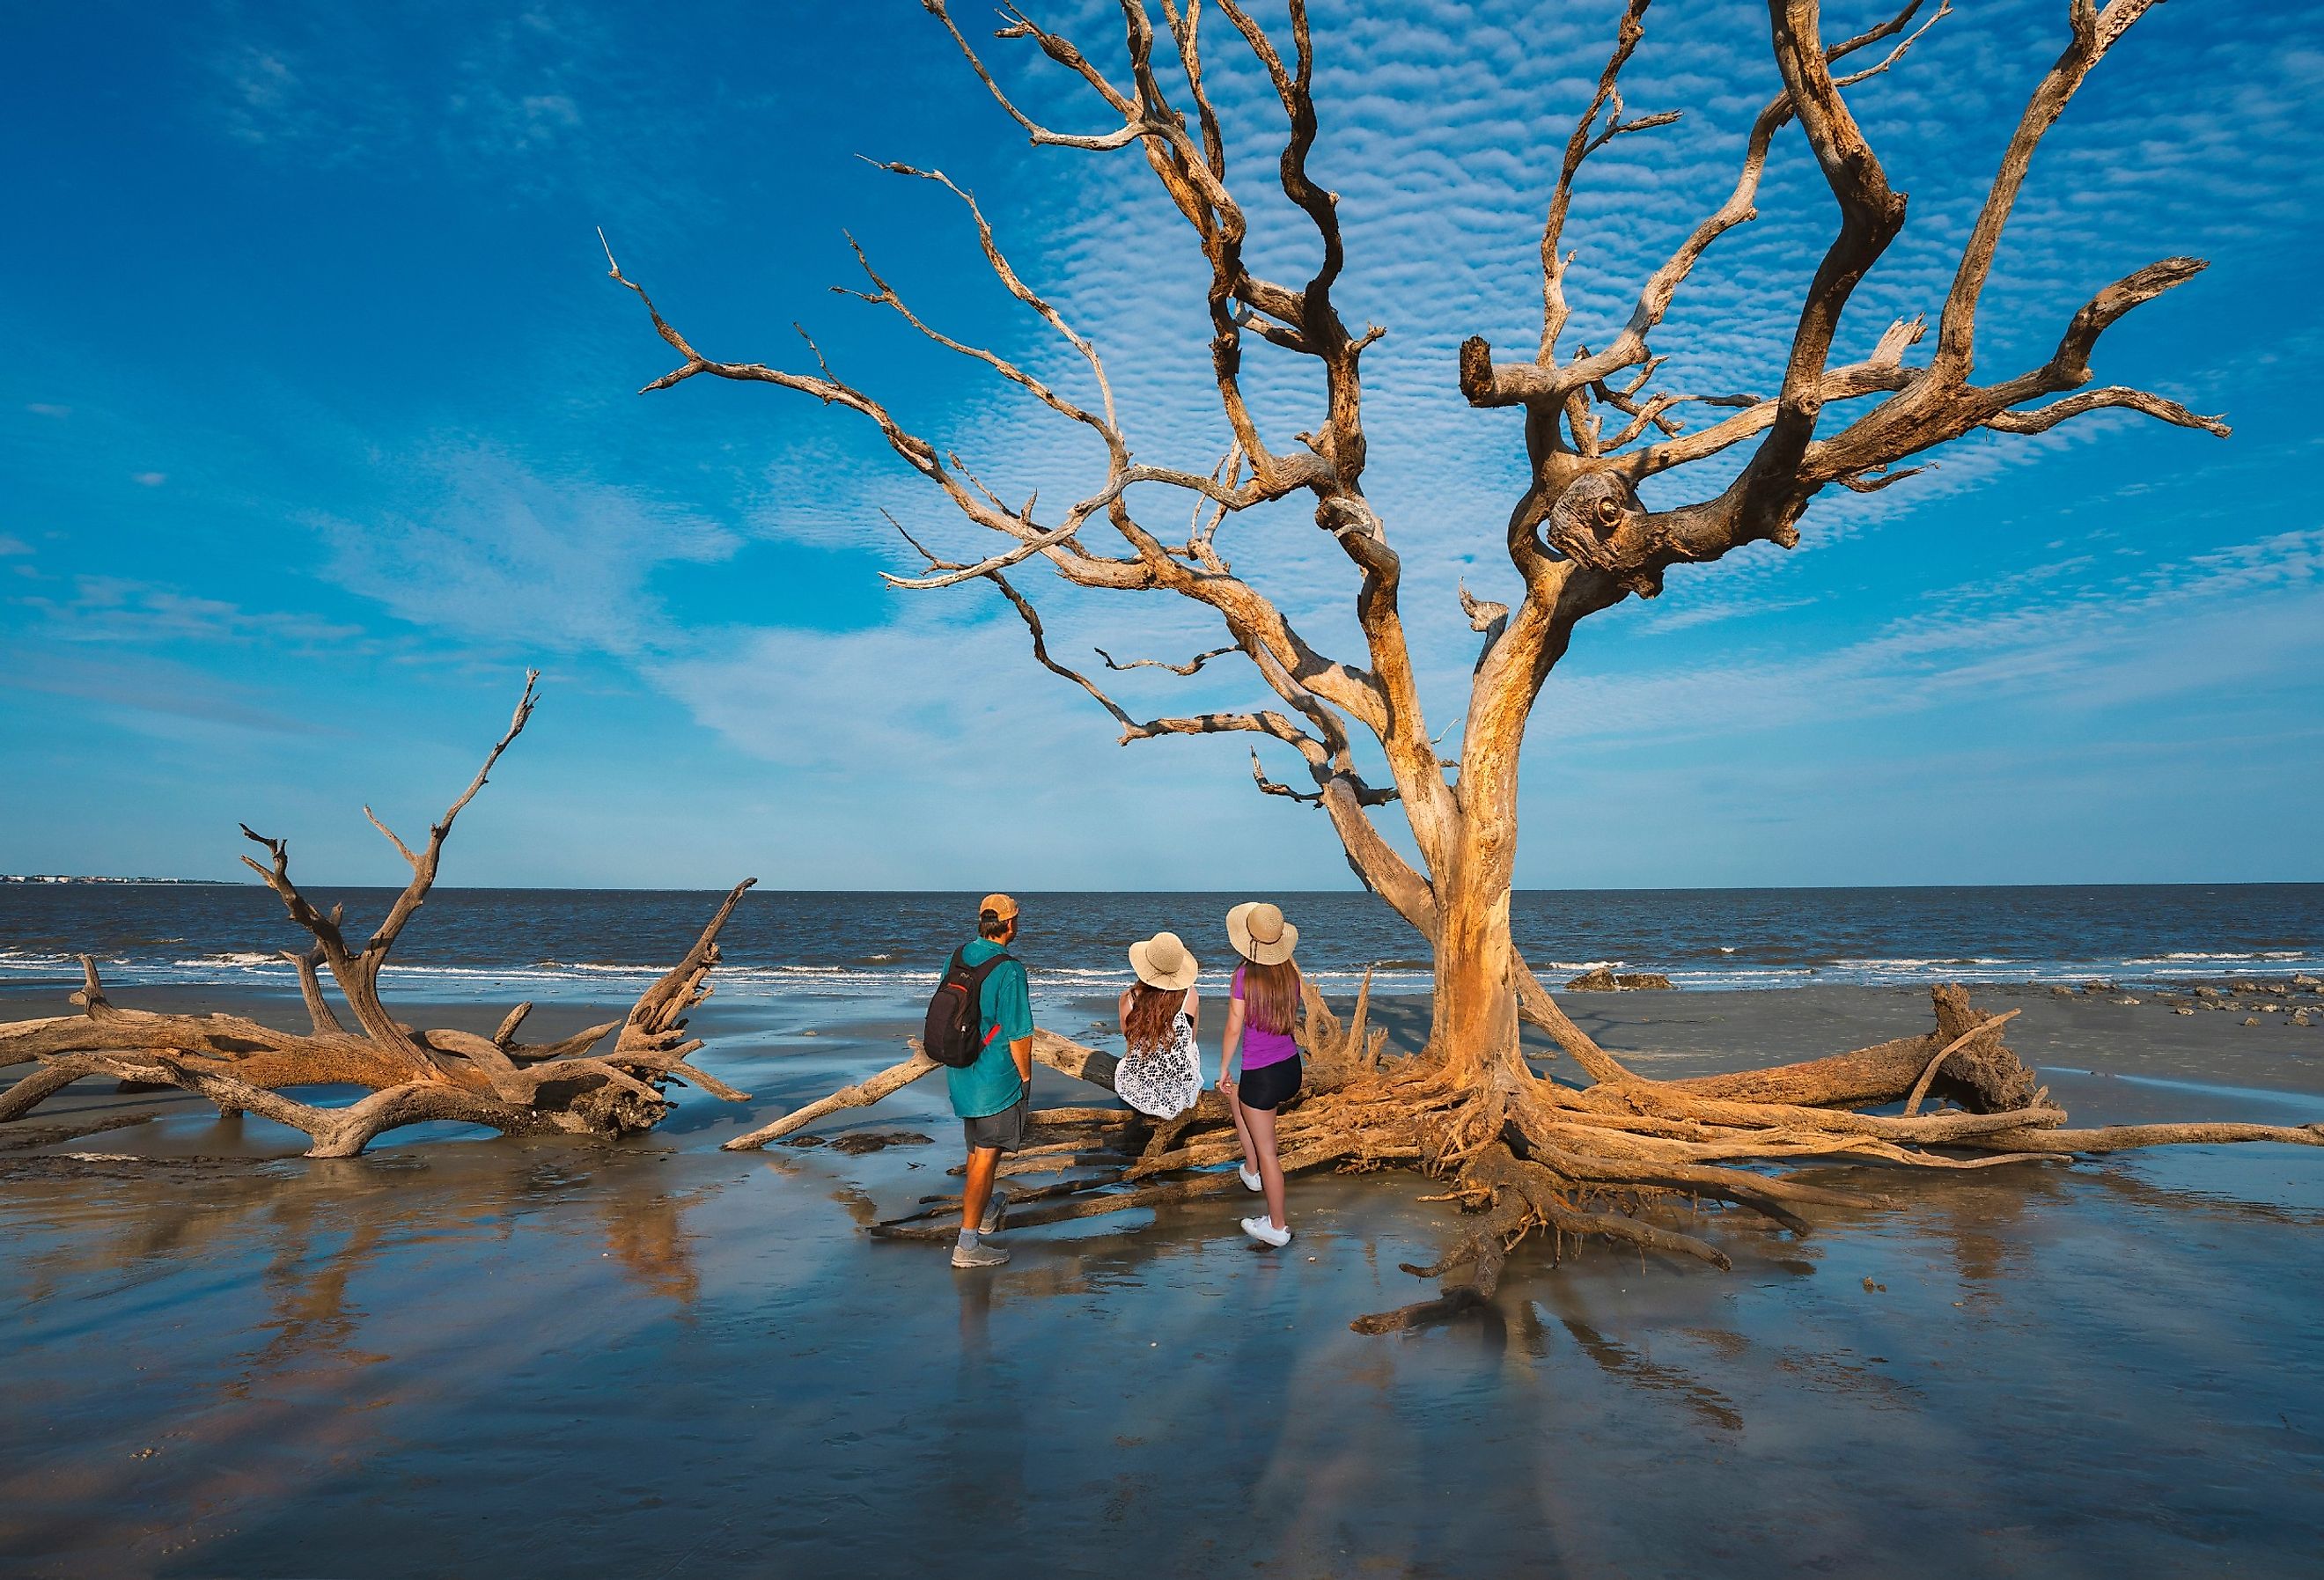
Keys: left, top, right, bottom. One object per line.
{"left": 724, "top": 1047, "right": 940, "bottom": 1151}
{"left": 0, "top": 675, "right": 755, "bottom": 1157}
{"left": 603, "top": 0, "right": 2316, "bottom": 1320}
{"left": 1658, "top": 987, "right": 2038, "bottom": 1112}
{"left": 721, "top": 1028, "right": 1137, "bottom": 1152}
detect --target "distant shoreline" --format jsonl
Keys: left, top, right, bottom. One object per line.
{"left": 0, "top": 876, "right": 237, "bottom": 886}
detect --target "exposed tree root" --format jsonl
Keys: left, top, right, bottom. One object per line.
{"left": 741, "top": 975, "right": 2320, "bottom": 1330}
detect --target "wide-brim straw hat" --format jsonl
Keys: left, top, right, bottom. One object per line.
{"left": 1129, "top": 930, "right": 1201, "bottom": 991}
{"left": 1225, "top": 901, "right": 1299, "bottom": 966}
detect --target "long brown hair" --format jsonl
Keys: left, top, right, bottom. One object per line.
{"left": 1123, "top": 981, "right": 1188, "bottom": 1055}
{"left": 1236, "top": 956, "right": 1299, "bottom": 1037}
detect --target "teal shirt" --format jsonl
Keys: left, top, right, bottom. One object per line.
{"left": 945, "top": 938, "right": 1033, "bottom": 1119}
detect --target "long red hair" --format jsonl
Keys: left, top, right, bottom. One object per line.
{"left": 1123, "top": 982, "right": 1187, "bottom": 1055}
{"left": 1237, "top": 957, "right": 1299, "bottom": 1037}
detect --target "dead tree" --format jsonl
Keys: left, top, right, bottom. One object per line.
{"left": 610, "top": 2, "right": 2316, "bottom": 1322}
{"left": 0, "top": 673, "right": 756, "bottom": 1157}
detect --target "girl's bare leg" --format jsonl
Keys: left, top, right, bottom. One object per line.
{"left": 1245, "top": 1101, "right": 1287, "bottom": 1231}
{"left": 1226, "top": 1082, "right": 1258, "bottom": 1171}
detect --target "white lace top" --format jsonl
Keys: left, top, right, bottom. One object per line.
{"left": 1116, "top": 1008, "right": 1202, "bottom": 1119}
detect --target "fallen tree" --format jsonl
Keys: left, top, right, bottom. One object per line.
{"left": 0, "top": 674, "right": 756, "bottom": 1157}
{"left": 610, "top": 0, "right": 2319, "bottom": 1319}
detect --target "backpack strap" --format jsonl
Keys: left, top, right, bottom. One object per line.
{"left": 962, "top": 951, "right": 1017, "bottom": 1043}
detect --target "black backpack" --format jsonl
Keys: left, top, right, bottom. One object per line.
{"left": 923, "top": 946, "right": 1016, "bottom": 1069}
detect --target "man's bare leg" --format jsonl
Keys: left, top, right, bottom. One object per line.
{"left": 961, "top": 1143, "right": 1003, "bottom": 1233}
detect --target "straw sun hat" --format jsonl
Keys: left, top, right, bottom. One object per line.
{"left": 1225, "top": 901, "right": 1299, "bottom": 966}
{"left": 1129, "top": 930, "right": 1201, "bottom": 991}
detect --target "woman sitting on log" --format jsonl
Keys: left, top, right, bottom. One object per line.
{"left": 1115, "top": 931, "right": 1203, "bottom": 1121}
{"left": 1221, "top": 901, "right": 1304, "bottom": 1249}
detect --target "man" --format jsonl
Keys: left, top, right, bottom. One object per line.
{"left": 950, "top": 893, "right": 1034, "bottom": 1269}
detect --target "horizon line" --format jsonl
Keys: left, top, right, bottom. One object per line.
{"left": 6, "top": 878, "right": 2322, "bottom": 895}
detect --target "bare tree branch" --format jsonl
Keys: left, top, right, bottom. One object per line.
{"left": 1096, "top": 644, "right": 1239, "bottom": 677}
{"left": 367, "top": 670, "right": 539, "bottom": 958}
{"left": 1539, "top": 0, "right": 1662, "bottom": 364}
{"left": 1249, "top": 746, "right": 1323, "bottom": 805}
{"left": 1460, "top": 580, "right": 1509, "bottom": 673}
{"left": 1929, "top": 0, "right": 2165, "bottom": 382}
{"left": 1460, "top": 0, "right": 1943, "bottom": 414}
{"left": 1981, "top": 386, "right": 2227, "bottom": 438}
{"left": 923, "top": 1, "right": 1147, "bottom": 151}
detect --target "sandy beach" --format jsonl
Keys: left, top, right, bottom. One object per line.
{"left": 4, "top": 978, "right": 2321, "bottom": 1577}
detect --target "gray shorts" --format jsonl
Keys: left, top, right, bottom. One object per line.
{"left": 961, "top": 1091, "right": 1030, "bottom": 1155}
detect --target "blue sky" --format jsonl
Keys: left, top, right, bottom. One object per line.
{"left": 3, "top": 0, "right": 2318, "bottom": 891}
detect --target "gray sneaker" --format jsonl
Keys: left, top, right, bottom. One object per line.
{"left": 979, "top": 1188, "right": 1010, "bottom": 1236}
{"left": 951, "top": 1239, "right": 1011, "bottom": 1269}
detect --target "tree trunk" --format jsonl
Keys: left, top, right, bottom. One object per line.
{"left": 1427, "top": 836, "right": 1524, "bottom": 1088}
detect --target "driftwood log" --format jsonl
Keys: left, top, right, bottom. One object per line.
{"left": 594, "top": 0, "right": 2317, "bottom": 1321}
{"left": 0, "top": 674, "right": 756, "bottom": 1157}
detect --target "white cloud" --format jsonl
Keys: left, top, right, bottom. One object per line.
{"left": 16, "top": 577, "right": 366, "bottom": 649}
{"left": 312, "top": 443, "right": 740, "bottom": 658}
{"left": 204, "top": 2, "right": 739, "bottom": 225}
{"left": 0, "top": 645, "right": 327, "bottom": 738}
{"left": 131, "top": 472, "right": 166, "bottom": 487}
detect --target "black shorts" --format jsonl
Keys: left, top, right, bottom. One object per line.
{"left": 961, "top": 1091, "right": 1029, "bottom": 1154}
{"left": 1236, "top": 1057, "right": 1303, "bottom": 1113}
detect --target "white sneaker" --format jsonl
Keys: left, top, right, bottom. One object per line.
{"left": 1240, "top": 1214, "right": 1291, "bottom": 1248}
{"left": 1239, "top": 1165, "right": 1261, "bottom": 1193}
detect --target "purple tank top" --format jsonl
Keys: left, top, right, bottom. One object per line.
{"left": 1231, "top": 964, "right": 1300, "bottom": 1071}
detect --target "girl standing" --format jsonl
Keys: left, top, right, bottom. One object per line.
{"left": 1219, "top": 900, "right": 1302, "bottom": 1247}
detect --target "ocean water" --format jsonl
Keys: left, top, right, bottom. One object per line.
{"left": 1, "top": 882, "right": 2319, "bottom": 1005}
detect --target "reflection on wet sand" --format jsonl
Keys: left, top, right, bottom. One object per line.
{"left": 0, "top": 1143, "right": 719, "bottom": 1570}
{"left": 945, "top": 1275, "right": 1029, "bottom": 1530}
{"left": 7, "top": 1150, "right": 712, "bottom": 1335}
{"left": 1556, "top": 1316, "right": 1746, "bottom": 1431}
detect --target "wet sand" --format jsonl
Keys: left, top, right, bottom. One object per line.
{"left": 3, "top": 981, "right": 2321, "bottom": 1577}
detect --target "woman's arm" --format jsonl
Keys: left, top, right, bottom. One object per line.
{"left": 1218, "top": 994, "right": 1245, "bottom": 1088}
{"left": 1117, "top": 987, "right": 1133, "bottom": 1041}
{"left": 1183, "top": 988, "right": 1202, "bottom": 1086}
